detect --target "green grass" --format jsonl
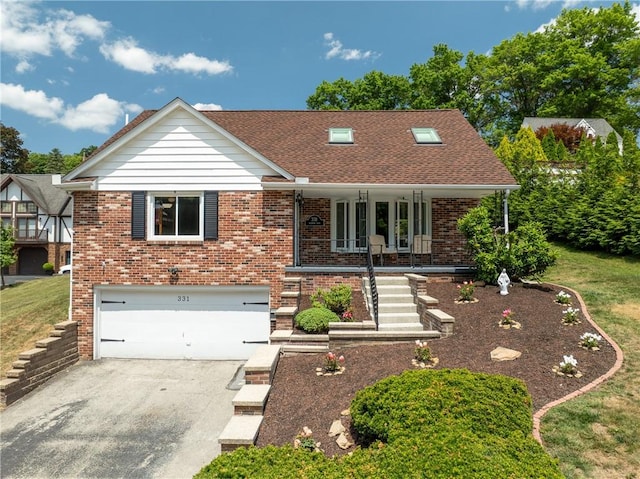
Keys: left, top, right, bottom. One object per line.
{"left": 541, "top": 243, "right": 640, "bottom": 479}
{"left": 0, "top": 275, "right": 70, "bottom": 377}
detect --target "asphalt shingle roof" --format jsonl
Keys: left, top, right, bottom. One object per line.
{"left": 1, "top": 174, "right": 72, "bottom": 215}
{"left": 92, "top": 108, "right": 517, "bottom": 187}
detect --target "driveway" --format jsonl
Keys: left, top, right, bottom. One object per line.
{"left": 0, "top": 359, "right": 244, "bottom": 479}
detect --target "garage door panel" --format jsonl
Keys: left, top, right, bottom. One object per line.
{"left": 97, "top": 286, "right": 270, "bottom": 360}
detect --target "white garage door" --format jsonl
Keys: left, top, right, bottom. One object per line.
{"left": 96, "top": 286, "right": 270, "bottom": 360}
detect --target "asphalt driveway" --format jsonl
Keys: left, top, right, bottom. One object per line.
{"left": 0, "top": 359, "right": 244, "bottom": 479}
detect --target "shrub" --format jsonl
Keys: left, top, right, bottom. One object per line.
{"left": 310, "top": 284, "right": 352, "bottom": 315}
{"left": 458, "top": 206, "right": 558, "bottom": 283}
{"left": 294, "top": 307, "right": 339, "bottom": 334}
{"left": 196, "top": 369, "right": 563, "bottom": 479}
{"left": 42, "top": 262, "right": 54, "bottom": 271}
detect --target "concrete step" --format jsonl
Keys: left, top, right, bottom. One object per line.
{"left": 329, "top": 329, "right": 440, "bottom": 343}
{"left": 378, "top": 293, "right": 415, "bottom": 304}
{"left": 232, "top": 384, "right": 271, "bottom": 415}
{"left": 364, "top": 276, "right": 409, "bottom": 286}
{"left": 281, "top": 344, "right": 329, "bottom": 354}
{"left": 377, "top": 322, "right": 425, "bottom": 332}
{"left": 378, "top": 312, "right": 421, "bottom": 324}
{"left": 329, "top": 321, "right": 377, "bottom": 330}
{"left": 378, "top": 302, "right": 417, "bottom": 314}
{"left": 219, "top": 415, "right": 264, "bottom": 452}
{"left": 369, "top": 285, "right": 412, "bottom": 295}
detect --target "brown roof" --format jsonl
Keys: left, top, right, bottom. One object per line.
{"left": 93, "top": 108, "right": 516, "bottom": 186}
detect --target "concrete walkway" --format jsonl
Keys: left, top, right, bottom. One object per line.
{"left": 0, "top": 359, "right": 244, "bottom": 479}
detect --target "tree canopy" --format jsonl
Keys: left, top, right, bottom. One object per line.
{"left": 307, "top": 2, "right": 640, "bottom": 144}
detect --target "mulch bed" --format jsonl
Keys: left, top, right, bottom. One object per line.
{"left": 256, "top": 281, "right": 617, "bottom": 458}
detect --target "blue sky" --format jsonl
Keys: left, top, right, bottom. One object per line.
{"left": 1, "top": 0, "right": 638, "bottom": 156}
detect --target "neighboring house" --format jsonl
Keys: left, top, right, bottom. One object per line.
{"left": 1, "top": 174, "right": 73, "bottom": 275}
{"left": 57, "top": 98, "right": 517, "bottom": 361}
{"left": 522, "top": 117, "right": 623, "bottom": 153}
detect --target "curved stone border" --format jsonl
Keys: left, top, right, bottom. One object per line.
{"left": 532, "top": 283, "right": 624, "bottom": 444}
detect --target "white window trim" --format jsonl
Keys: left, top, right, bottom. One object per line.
{"left": 147, "top": 192, "right": 204, "bottom": 241}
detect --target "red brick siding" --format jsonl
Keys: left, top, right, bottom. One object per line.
{"left": 431, "top": 198, "right": 479, "bottom": 264}
{"left": 71, "top": 190, "right": 293, "bottom": 359}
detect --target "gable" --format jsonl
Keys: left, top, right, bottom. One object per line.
{"left": 73, "top": 107, "right": 285, "bottom": 192}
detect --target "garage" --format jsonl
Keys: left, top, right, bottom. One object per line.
{"left": 95, "top": 286, "right": 270, "bottom": 360}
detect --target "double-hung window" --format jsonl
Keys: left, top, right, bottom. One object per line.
{"left": 132, "top": 191, "right": 218, "bottom": 241}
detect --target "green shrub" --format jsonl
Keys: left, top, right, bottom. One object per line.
{"left": 294, "top": 307, "right": 339, "bottom": 334}
{"left": 42, "top": 262, "right": 54, "bottom": 271}
{"left": 310, "top": 284, "right": 352, "bottom": 315}
{"left": 195, "top": 369, "right": 563, "bottom": 478}
{"left": 458, "top": 206, "right": 558, "bottom": 283}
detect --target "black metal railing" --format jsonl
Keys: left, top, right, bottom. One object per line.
{"left": 366, "top": 244, "right": 379, "bottom": 328}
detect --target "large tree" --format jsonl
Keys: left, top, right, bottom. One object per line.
{"left": 307, "top": 2, "right": 640, "bottom": 142}
{"left": 1, "top": 123, "right": 29, "bottom": 174}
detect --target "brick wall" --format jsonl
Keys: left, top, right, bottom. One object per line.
{"left": 299, "top": 197, "right": 479, "bottom": 266}
{"left": 0, "top": 321, "right": 79, "bottom": 408}
{"left": 71, "top": 190, "right": 293, "bottom": 359}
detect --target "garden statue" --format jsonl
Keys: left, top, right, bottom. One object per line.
{"left": 498, "top": 269, "right": 510, "bottom": 295}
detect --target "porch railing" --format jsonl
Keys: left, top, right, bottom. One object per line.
{"left": 366, "top": 244, "right": 379, "bottom": 328}
{"left": 13, "top": 227, "right": 48, "bottom": 242}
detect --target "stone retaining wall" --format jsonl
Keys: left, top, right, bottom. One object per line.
{"left": 0, "top": 321, "right": 79, "bottom": 408}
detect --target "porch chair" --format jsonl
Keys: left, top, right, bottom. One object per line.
{"left": 411, "top": 234, "right": 432, "bottom": 266}
{"left": 369, "top": 235, "right": 397, "bottom": 266}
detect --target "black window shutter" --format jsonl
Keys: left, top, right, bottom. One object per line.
{"left": 131, "top": 191, "right": 146, "bottom": 239}
{"left": 204, "top": 191, "right": 218, "bottom": 240}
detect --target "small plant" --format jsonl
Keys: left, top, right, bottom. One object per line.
{"left": 414, "top": 340, "right": 432, "bottom": 362}
{"left": 324, "top": 351, "right": 345, "bottom": 372}
{"left": 341, "top": 310, "right": 354, "bottom": 322}
{"left": 580, "top": 332, "right": 603, "bottom": 350}
{"left": 555, "top": 290, "right": 572, "bottom": 305}
{"left": 457, "top": 281, "right": 475, "bottom": 301}
{"left": 42, "top": 262, "right": 54, "bottom": 271}
{"left": 558, "top": 355, "right": 578, "bottom": 375}
{"left": 311, "top": 284, "right": 352, "bottom": 315}
{"left": 295, "top": 307, "right": 339, "bottom": 334}
{"left": 500, "top": 308, "right": 515, "bottom": 325}
{"left": 562, "top": 306, "right": 580, "bottom": 324}
{"left": 294, "top": 427, "right": 319, "bottom": 452}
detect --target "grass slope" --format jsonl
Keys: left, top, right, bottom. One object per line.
{"left": 542, "top": 243, "right": 640, "bottom": 479}
{"left": 0, "top": 275, "right": 70, "bottom": 377}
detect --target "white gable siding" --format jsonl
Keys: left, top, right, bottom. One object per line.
{"left": 3, "top": 182, "right": 28, "bottom": 201}
{"left": 87, "top": 109, "right": 280, "bottom": 191}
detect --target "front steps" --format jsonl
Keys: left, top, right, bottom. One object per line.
{"left": 364, "top": 276, "right": 424, "bottom": 332}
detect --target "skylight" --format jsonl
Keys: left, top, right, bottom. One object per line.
{"left": 411, "top": 127, "right": 442, "bottom": 144}
{"left": 329, "top": 128, "right": 354, "bottom": 144}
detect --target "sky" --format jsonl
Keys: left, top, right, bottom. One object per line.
{"left": 1, "top": 0, "right": 639, "bottom": 156}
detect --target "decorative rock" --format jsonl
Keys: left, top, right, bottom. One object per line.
{"left": 328, "top": 419, "right": 345, "bottom": 437}
{"left": 552, "top": 366, "right": 583, "bottom": 378}
{"left": 340, "top": 409, "right": 350, "bottom": 416}
{"left": 498, "top": 321, "right": 522, "bottom": 330}
{"left": 336, "top": 432, "right": 353, "bottom": 450}
{"left": 411, "top": 357, "right": 439, "bottom": 369}
{"left": 454, "top": 298, "right": 479, "bottom": 304}
{"left": 490, "top": 347, "right": 522, "bottom": 361}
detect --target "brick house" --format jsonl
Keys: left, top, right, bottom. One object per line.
{"left": 1, "top": 174, "right": 73, "bottom": 275}
{"left": 57, "top": 98, "right": 517, "bottom": 361}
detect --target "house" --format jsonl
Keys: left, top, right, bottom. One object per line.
{"left": 57, "top": 98, "right": 517, "bottom": 361}
{"left": 1, "top": 174, "right": 73, "bottom": 275}
{"left": 522, "top": 117, "right": 623, "bottom": 153}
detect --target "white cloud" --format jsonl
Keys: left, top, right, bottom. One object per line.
{"left": 58, "top": 93, "right": 142, "bottom": 133}
{"left": 192, "top": 102, "right": 223, "bottom": 110}
{"left": 15, "top": 60, "right": 35, "bottom": 74}
{"left": 0, "top": 1, "right": 109, "bottom": 58}
{"left": 0, "top": 82, "right": 142, "bottom": 134}
{"left": 0, "top": 83, "right": 64, "bottom": 120}
{"left": 323, "top": 32, "right": 379, "bottom": 61}
{"left": 100, "top": 38, "right": 233, "bottom": 75}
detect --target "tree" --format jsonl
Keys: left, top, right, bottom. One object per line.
{"left": 45, "top": 148, "right": 64, "bottom": 174}
{"left": 1, "top": 224, "right": 17, "bottom": 289}
{"left": 1, "top": 123, "right": 29, "bottom": 173}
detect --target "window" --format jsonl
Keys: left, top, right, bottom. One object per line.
{"left": 1, "top": 202, "right": 11, "bottom": 214}
{"left": 16, "top": 201, "right": 37, "bottom": 214}
{"left": 411, "top": 128, "right": 442, "bottom": 144}
{"left": 132, "top": 191, "right": 218, "bottom": 241}
{"left": 331, "top": 198, "right": 431, "bottom": 252}
{"left": 329, "top": 128, "right": 354, "bottom": 144}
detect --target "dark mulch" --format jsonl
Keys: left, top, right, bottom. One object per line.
{"left": 256, "top": 282, "right": 617, "bottom": 458}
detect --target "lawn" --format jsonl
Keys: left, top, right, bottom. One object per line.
{"left": 0, "top": 275, "right": 70, "bottom": 377}
{"left": 541, "top": 243, "right": 640, "bottom": 479}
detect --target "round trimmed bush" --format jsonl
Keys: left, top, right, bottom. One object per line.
{"left": 294, "top": 307, "right": 339, "bottom": 334}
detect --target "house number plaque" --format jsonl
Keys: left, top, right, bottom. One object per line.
{"left": 305, "top": 215, "right": 324, "bottom": 226}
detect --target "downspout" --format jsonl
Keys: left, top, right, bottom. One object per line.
{"left": 294, "top": 191, "right": 303, "bottom": 266}
{"left": 503, "top": 189, "right": 510, "bottom": 248}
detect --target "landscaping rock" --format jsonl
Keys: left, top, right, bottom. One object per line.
{"left": 490, "top": 347, "right": 522, "bottom": 361}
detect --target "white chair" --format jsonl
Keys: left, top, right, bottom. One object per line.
{"left": 411, "top": 234, "right": 432, "bottom": 266}
{"left": 369, "top": 235, "right": 397, "bottom": 265}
